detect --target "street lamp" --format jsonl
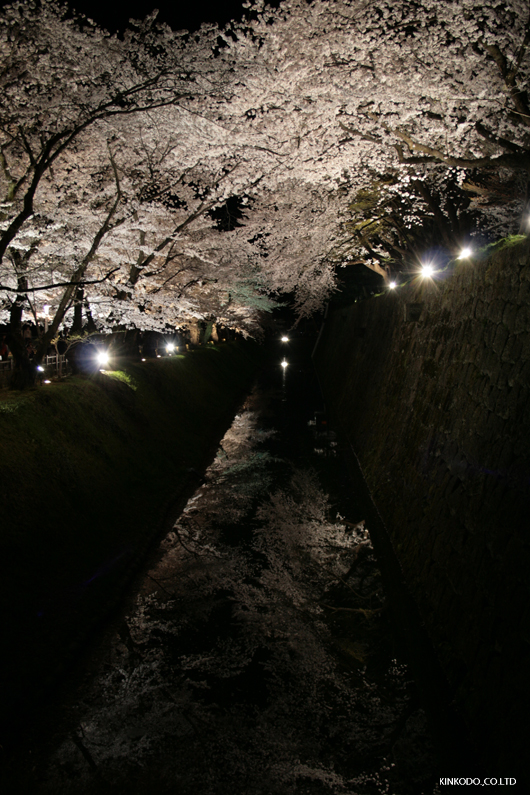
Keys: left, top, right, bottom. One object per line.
{"left": 40, "top": 304, "right": 50, "bottom": 332}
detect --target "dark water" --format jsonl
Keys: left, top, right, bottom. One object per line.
{"left": 8, "top": 335, "right": 441, "bottom": 794}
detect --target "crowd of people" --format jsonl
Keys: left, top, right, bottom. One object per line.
{"left": 0, "top": 325, "right": 67, "bottom": 363}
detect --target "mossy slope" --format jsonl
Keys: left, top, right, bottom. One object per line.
{"left": 0, "top": 342, "right": 262, "bottom": 740}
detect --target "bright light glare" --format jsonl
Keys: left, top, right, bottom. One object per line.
{"left": 166, "top": 342, "right": 175, "bottom": 352}
{"left": 43, "top": 379, "right": 51, "bottom": 384}
{"left": 281, "top": 335, "right": 289, "bottom": 342}
{"left": 458, "top": 247, "right": 472, "bottom": 259}
{"left": 96, "top": 350, "right": 109, "bottom": 366}
{"left": 37, "top": 365, "right": 44, "bottom": 372}
{"left": 388, "top": 281, "right": 397, "bottom": 290}
{"left": 421, "top": 264, "right": 435, "bottom": 278}
{"left": 281, "top": 359, "right": 288, "bottom": 369}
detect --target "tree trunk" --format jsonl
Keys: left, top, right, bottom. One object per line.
{"left": 203, "top": 322, "right": 213, "bottom": 344}
{"left": 8, "top": 336, "right": 35, "bottom": 390}
{"left": 71, "top": 287, "right": 85, "bottom": 334}
{"left": 85, "top": 300, "right": 98, "bottom": 334}
{"left": 7, "top": 276, "right": 36, "bottom": 389}
{"left": 189, "top": 320, "right": 201, "bottom": 346}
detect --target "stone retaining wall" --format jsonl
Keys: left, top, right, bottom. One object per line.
{"left": 314, "top": 237, "right": 530, "bottom": 775}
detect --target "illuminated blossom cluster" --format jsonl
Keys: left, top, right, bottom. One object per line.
{"left": 1, "top": 0, "right": 529, "bottom": 381}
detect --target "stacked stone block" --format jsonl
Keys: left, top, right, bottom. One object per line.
{"left": 315, "top": 238, "right": 530, "bottom": 774}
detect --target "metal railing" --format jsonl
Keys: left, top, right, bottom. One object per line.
{"left": 44, "top": 353, "right": 68, "bottom": 376}
{"left": 0, "top": 354, "right": 69, "bottom": 386}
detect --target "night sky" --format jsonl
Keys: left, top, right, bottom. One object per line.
{"left": 0, "top": 0, "right": 253, "bottom": 33}
{"left": 79, "top": 0, "right": 252, "bottom": 33}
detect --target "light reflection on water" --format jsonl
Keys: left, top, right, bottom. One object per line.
{"left": 40, "top": 383, "right": 438, "bottom": 795}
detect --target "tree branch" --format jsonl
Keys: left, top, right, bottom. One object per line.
{"left": 480, "top": 32, "right": 530, "bottom": 128}
{"left": 338, "top": 120, "right": 381, "bottom": 144}
{"left": 0, "top": 147, "right": 17, "bottom": 203}
{"left": 392, "top": 127, "right": 530, "bottom": 171}
{"left": 0, "top": 267, "right": 120, "bottom": 294}
{"left": 475, "top": 121, "right": 529, "bottom": 155}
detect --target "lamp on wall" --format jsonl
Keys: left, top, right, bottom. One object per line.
{"left": 420, "top": 263, "right": 435, "bottom": 278}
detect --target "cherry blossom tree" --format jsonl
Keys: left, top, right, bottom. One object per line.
{"left": 0, "top": 3, "right": 266, "bottom": 382}
{"left": 2, "top": 0, "right": 530, "bottom": 387}
{"left": 0, "top": 0, "right": 198, "bottom": 256}
{"left": 0, "top": 0, "right": 215, "bottom": 385}
{"left": 175, "top": 0, "right": 530, "bottom": 282}
{"left": 226, "top": 0, "right": 530, "bottom": 270}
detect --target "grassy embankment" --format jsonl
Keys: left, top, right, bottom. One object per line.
{"left": 0, "top": 341, "right": 263, "bottom": 741}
